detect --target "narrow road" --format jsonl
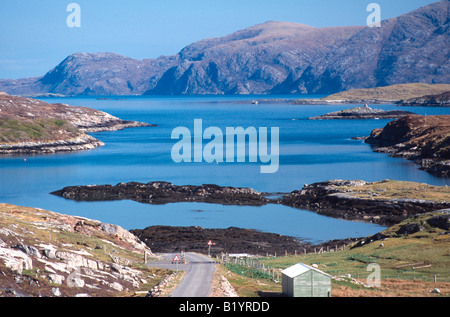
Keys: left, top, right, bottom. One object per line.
{"left": 147, "top": 252, "right": 216, "bottom": 297}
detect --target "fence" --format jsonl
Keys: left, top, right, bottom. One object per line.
{"left": 215, "top": 252, "right": 450, "bottom": 284}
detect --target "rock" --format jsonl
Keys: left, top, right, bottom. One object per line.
{"left": 42, "top": 247, "right": 57, "bottom": 259}
{"left": 0, "top": 246, "right": 33, "bottom": 274}
{"left": 13, "top": 243, "right": 41, "bottom": 258}
{"left": 396, "top": 223, "right": 423, "bottom": 235}
{"left": 66, "top": 270, "right": 85, "bottom": 288}
{"left": 48, "top": 274, "right": 65, "bottom": 285}
{"left": 51, "top": 288, "right": 61, "bottom": 297}
{"left": 109, "top": 282, "right": 124, "bottom": 292}
{"left": 427, "top": 215, "right": 450, "bottom": 230}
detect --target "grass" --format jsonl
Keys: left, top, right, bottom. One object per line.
{"left": 0, "top": 118, "right": 78, "bottom": 143}
{"left": 322, "top": 83, "right": 450, "bottom": 102}
{"left": 216, "top": 264, "right": 282, "bottom": 297}
{"left": 221, "top": 210, "right": 450, "bottom": 297}
{"left": 0, "top": 203, "right": 172, "bottom": 297}
{"left": 337, "top": 179, "right": 450, "bottom": 202}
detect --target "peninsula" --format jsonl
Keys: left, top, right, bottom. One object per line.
{"left": 291, "top": 83, "right": 450, "bottom": 105}
{"left": 0, "top": 92, "right": 152, "bottom": 154}
{"left": 365, "top": 115, "right": 450, "bottom": 176}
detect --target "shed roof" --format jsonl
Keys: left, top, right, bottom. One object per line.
{"left": 281, "top": 263, "right": 332, "bottom": 278}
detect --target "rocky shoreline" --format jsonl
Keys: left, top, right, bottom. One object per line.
{"left": 0, "top": 92, "right": 152, "bottom": 155}
{"left": 0, "top": 134, "right": 105, "bottom": 155}
{"left": 365, "top": 115, "right": 450, "bottom": 177}
{"left": 130, "top": 226, "right": 360, "bottom": 257}
{"left": 51, "top": 180, "right": 450, "bottom": 227}
{"left": 51, "top": 181, "right": 270, "bottom": 206}
{"left": 308, "top": 105, "right": 415, "bottom": 120}
{"left": 397, "top": 91, "right": 450, "bottom": 107}
{"left": 280, "top": 180, "right": 450, "bottom": 226}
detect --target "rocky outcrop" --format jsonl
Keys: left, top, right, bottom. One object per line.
{"left": 0, "top": 92, "right": 152, "bottom": 154}
{"left": 308, "top": 105, "right": 415, "bottom": 120}
{"left": 279, "top": 180, "right": 450, "bottom": 226}
{"left": 51, "top": 181, "right": 270, "bottom": 206}
{"left": 0, "top": 203, "right": 161, "bottom": 297}
{"left": 130, "top": 225, "right": 359, "bottom": 257}
{"left": 365, "top": 115, "right": 450, "bottom": 176}
{"left": 397, "top": 91, "right": 450, "bottom": 107}
{"left": 351, "top": 209, "right": 449, "bottom": 248}
{"left": 0, "top": 135, "right": 104, "bottom": 154}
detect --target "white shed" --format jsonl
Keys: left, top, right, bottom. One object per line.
{"left": 281, "top": 263, "right": 332, "bottom": 297}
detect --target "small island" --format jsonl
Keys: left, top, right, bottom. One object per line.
{"left": 308, "top": 104, "right": 415, "bottom": 120}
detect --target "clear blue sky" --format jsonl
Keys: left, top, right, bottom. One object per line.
{"left": 0, "top": 0, "right": 439, "bottom": 79}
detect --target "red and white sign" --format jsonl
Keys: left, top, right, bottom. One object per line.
{"left": 207, "top": 240, "right": 213, "bottom": 246}
{"left": 173, "top": 254, "right": 181, "bottom": 262}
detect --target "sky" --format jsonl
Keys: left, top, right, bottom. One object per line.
{"left": 0, "top": 0, "right": 440, "bottom": 79}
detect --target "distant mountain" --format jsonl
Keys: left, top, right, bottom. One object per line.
{"left": 0, "top": 1, "right": 448, "bottom": 96}
{"left": 0, "top": 53, "right": 179, "bottom": 96}
{"left": 276, "top": 0, "right": 450, "bottom": 94}
{"left": 144, "top": 22, "right": 362, "bottom": 95}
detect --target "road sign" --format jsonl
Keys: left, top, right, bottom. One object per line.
{"left": 173, "top": 254, "right": 181, "bottom": 262}
{"left": 207, "top": 240, "right": 213, "bottom": 256}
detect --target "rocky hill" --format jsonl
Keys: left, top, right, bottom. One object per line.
{"left": 0, "top": 1, "right": 447, "bottom": 96}
{"left": 0, "top": 203, "right": 164, "bottom": 297}
{"left": 0, "top": 53, "right": 179, "bottom": 97}
{"left": 365, "top": 115, "right": 450, "bottom": 176}
{"left": 144, "top": 22, "right": 362, "bottom": 95}
{"left": 0, "top": 92, "right": 151, "bottom": 154}
{"left": 279, "top": 1, "right": 450, "bottom": 94}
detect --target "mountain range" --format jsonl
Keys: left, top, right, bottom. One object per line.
{"left": 0, "top": 0, "right": 448, "bottom": 96}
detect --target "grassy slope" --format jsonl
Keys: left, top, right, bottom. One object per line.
{"left": 0, "top": 118, "right": 79, "bottom": 143}
{"left": 0, "top": 203, "right": 169, "bottom": 297}
{"left": 338, "top": 180, "right": 450, "bottom": 202}
{"left": 322, "top": 83, "right": 450, "bottom": 102}
{"left": 223, "top": 210, "right": 450, "bottom": 297}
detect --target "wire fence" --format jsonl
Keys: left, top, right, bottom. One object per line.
{"left": 215, "top": 253, "right": 450, "bottom": 284}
